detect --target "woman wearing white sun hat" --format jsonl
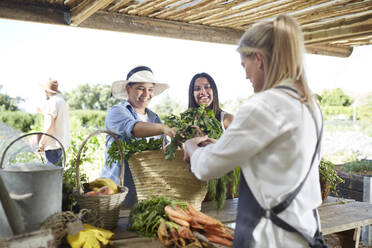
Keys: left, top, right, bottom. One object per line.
{"left": 101, "top": 65, "right": 175, "bottom": 207}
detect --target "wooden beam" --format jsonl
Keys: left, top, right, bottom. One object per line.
{"left": 304, "top": 17, "right": 372, "bottom": 45}
{"left": 0, "top": 0, "right": 358, "bottom": 57}
{"left": 0, "top": 0, "right": 67, "bottom": 25}
{"left": 108, "top": 0, "right": 133, "bottom": 12}
{"left": 78, "top": 10, "right": 244, "bottom": 45}
{"left": 70, "top": 0, "right": 116, "bottom": 26}
{"left": 295, "top": 0, "right": 372, "bottom": 25}
{"left": 306, "top": 44, "right": 353, "bottom": 58}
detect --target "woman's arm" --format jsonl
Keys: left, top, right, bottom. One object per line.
{"left": 188, "top": 100, "right": 281, "bottom": 181}
{"left": 132, "top": 122, "right": 175, "bottom": 138}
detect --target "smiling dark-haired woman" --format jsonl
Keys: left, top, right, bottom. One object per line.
{"left": 188, "top": 72, "right": 234, "bottom": 130}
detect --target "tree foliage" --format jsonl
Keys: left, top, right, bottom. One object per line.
{"left": 151, "top": 94, "right": 185, "bottom": 120}
{"left": 63, "top": 83, "right": 120, "bottom": 110}
{"left": 319, "top": 88, "right": 353, "bottom": 107}
{"left": 0, "top": 85, "right": 24, "bottom": 111}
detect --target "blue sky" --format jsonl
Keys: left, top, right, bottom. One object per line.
{"left": 0, "top": 18, "right": 371, "bottom": 113}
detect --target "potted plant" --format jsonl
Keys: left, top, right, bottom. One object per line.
{"left": 319, "top": 158, "right": 345, "bottom": 201}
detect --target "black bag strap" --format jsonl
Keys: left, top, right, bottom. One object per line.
{"left": 271, "top": 85, "right": 323, "bottom": 215}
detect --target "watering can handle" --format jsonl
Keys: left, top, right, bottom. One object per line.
{"left": 0, "top": 132, "right": 66, "bottom": 169}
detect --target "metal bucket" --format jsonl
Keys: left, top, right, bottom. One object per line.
{"left": 0, "top": 132, "right": 66, "bottom": 238}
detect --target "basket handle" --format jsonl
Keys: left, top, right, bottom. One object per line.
{"left": 75, "top": 130, "right": 125, "bottom": 196}
{"left": 0, "top": 132, "right": 66, "bottom": 169}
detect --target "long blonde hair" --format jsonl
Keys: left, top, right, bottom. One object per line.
{"left": 237, "top": 15, "right": 314, "bottom": 108}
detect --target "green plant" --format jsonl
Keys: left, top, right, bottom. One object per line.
{"left": 319, "top": 159, "right": 344, "bottom": 195}
{"left": 107, "top": 137, "right": 163, "bottom": 163}
{"left": 163, "top": 105, "right": 223, "bottom": 160}
{"left": 343, "top": 155, "right": 372, "bottom": 173}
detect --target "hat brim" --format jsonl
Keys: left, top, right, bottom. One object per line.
{"left": 111, "top": 80, "right": 169, "bottom": 99}
{"left": 40, "top": 83, "right": 61, "bottom": 94}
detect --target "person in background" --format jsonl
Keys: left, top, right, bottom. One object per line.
{"left": 183, "top": 15, "right": 326, "bottom": 247}
{"left": 101, "top": 65, "right": 175, "bottom": 208}
{"left": 188, "top": 72, "right": 233, "bottom": 130}
{"left": 39, "top": 79, "right": 70, "bottom": 165}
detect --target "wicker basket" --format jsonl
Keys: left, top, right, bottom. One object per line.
{"left": 76, "top": 130, "right": 128, "bottom": 230}
{"left": 128, "top": 149, "right": 208, "bottom": 210}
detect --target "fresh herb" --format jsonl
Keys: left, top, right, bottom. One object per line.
{"left": 319, "top": 158, "right": 344, "bottom": 195}
{"left": 163, "top": 106, "right": 223, "bottom": 160}
{"left": 127, "top": 196, "right": 187, "bottom": 237}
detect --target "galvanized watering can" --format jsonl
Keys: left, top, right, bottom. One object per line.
{"left": 0, "top": 132, "right": 65, "bottom": 238}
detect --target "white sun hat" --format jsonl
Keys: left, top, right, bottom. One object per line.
{"left": 111, "top": 65, "right": 169, "bottom": 99}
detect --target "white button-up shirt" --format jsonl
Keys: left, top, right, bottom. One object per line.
{"left": 190, "top": 80, "right": 323, "bottom": 247}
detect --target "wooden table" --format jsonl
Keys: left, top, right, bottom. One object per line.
{"left": 113, "top": 198, "right": 372, "bottom": 248}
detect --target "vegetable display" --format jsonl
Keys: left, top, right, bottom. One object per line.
{"left": 128, "top": 196, "right": 233, "bottom": 247}
{"left": 107, "top": 106, "right": 240, "bottom": 210}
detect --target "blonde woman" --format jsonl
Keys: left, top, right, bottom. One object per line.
{"left": 184, "top": 15, "right": 326, "bottom": 247}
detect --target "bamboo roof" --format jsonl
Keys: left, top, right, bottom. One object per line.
{"left": 1, "top": 0, "right": 371, "bottom": 57}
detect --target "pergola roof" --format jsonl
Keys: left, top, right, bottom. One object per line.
{"left": 1, "top": 0, "right": 371, "bottom": 57}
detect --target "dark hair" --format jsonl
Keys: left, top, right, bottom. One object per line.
{"left": 188, "top": 72, "right": 222, "bottom": 121}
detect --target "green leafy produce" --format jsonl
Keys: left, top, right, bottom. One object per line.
{"left": 127, "top": 196, "right": 187, "bottom": 237}
{"left": 163, "top": 106, "right": 223, "bottom": 160}
{"left": 106, "top": 137, "right": 162, "bottom": 164}
{"left": 319, "top": 158, "right": 344, "bottom": 195}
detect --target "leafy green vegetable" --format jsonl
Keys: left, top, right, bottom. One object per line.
{"left": 163, "top": 106, "right": 223, "bottom": 160}
{"left": 127, "top": 196, "right": 187, "bottom": 237}
{"left": 106, "top": 137, "right": 162, "bottom": 165}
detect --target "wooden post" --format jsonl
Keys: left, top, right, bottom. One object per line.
{"left": 362, "top": 176, "right": 372, "bottom": 245}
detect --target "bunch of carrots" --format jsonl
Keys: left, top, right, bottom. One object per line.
{"left": 159, "top": 203, "right": 233, "bottom": 247}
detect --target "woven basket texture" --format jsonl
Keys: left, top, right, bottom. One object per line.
{"left": 79, "top": 186, "right": 128, "bottom": 230}
{"left": 129, "top": 150, "right": 207, "bottom": 210}
{"left": 40, "top": 209, "right": 103, "bottom": 246}
{"left": 76, "top": 130, "right": 128, "bottom": 230}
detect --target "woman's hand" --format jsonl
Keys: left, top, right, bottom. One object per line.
{"left": 183, "top": 136, "right": 215, "bottom": 163}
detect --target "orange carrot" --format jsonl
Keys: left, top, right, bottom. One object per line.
{"left": 175, "top": 205, "right": 192, "bottom": 218}
{"left": 204, "top": 226, "right": 234, "bottom": 240}
{"left": 187, "top": 204, "right": 222, "bottom": 226}
{"left": 190, "top": 220, "right": 204, "bottom": 230}
{"left": 191, "top": 215, "right": 221, "bottom": 227}
{"left": 165, "top": 206, "right": 192, "bottom": 222}
{"left": 205, "top": 233, "right": 233, "bottom": 247}
{"left": 178, "top": 226, "right": 194, "bottom": 240}
{"left": 168, "top": 215, "right": 190, "bottom": 227}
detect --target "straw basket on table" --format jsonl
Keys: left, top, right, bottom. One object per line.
{"left": 128, "top": 149, "right": 208, "bottom": 210}
{"left": 76, "top": 130, "right": 128, "bottom": 230}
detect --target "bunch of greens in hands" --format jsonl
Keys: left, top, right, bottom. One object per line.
{"left": 163, "top": 106, "right": 223, "bottom": 160}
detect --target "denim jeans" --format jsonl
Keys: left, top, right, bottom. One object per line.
{"left": 45, "top": 148, "right": 62, "bottom": 166}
